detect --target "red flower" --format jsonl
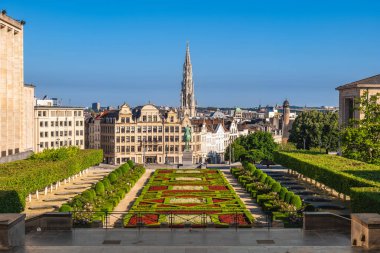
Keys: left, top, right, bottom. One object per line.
{"left": 209, "top": 186, "right": 228, "bottom": 191}
{"left": 219, "top": 214, "right": 249, "bottom": 225}
{"left": 149, "top": 186, "right": 168, "bottom": 191}
{"left": 128, "top": 214, "right": 159, "bottom": 225}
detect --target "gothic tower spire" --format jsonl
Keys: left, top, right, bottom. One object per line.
{"left": 180, "top": 42, "right": 196, "bottom": 118}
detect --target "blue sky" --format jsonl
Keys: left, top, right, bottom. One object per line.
{"left": 3, "top": 0, "right": 380, "bottom": 108}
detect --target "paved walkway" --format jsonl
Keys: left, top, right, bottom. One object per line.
{"left": 24, "top": 164, "right": 117, "bottom": 218}
{"left": 108, "top": 169, "right": 154, "bottom": 227}
{"left": 220, "top": 168, "right": 267, "bottom": 224}
{"left": 6, "top": 229, "right": 363, "bottom": 253}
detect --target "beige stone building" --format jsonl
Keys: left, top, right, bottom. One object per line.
{"left": 34, "top": 105, "right": 85, "bottom": 152}
{"left": 92, "top": 103, "right": 202, "bottom": 165}
{"left": 336, "top": 74, "right": 380, "bottom": 125}
{"left": 0, "top": 12, "right": 35, "bottom": 160}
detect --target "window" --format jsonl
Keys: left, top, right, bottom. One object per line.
{"left": 51, "top": 131, "right": 54, "bottom": 137}
{"left": 40, "top": 132, "right": 44, "bottom": 137}
{"left": 158, "top": 136, "right": 162, "bottom": 142}
{"left": 69, "top": 130, "right": 72, "bottom": 136}
{"left": 51, "top": 141, "right": 54, "bottom": 147}
{"left": 158, "top": 126, "right": 162, "bottom": 133}
{"left": 121, "top": 126, "right": 125, "bottom": 133}
{"left": 116, "top": 137, "right": 120, "bottom": 143}
{"left": 142, "top": 126, "right": 146, "bottom": 133}
{"left": 116, "top": 127, "right": 120, "bottom": 133}
{"left": 131, "top": 126, "right": 135, "bottom": 133}
{"left": 80, "top": 140, "right": 83, "bottom": 145}
{"left": 51, "top": 121, "right": 54, "bottom": 127}
{"left": 126, "top": 136, "right": 130, "bottom": 142}
{"left": 68, "top": 121, "right": 72, "bottom": 126}
{"left": 137, "top": 127, "right": 141, "bottom": 133}
{"left": 143, "top": 116, "right": 147, "bottom": 122}
{"left": 170, "top": 116, "right": 174, "bottom": 122}
{"left": 76, "top": 130, "right": 79, "bottom": 136}
{"left": 80, "top": 130, "right": 83, "bottom": 136}
{"left": 45, "top": 121, "right": 48, "bottom": 127}
{"left": 126, "top": 117, "right": 130, "bottom": 123}
{"left": 131, "top": 146, "right": 135, "bottom": 152}
{"left": 121, "top": 117, "right": 125, "bottom": 123}
{"left": 74, "top": 111, "right": 77, "bottom": 116}
{"left": 64, "top": 121, "right": 67, "bottom": 126}
{"left": 76, "top": 121, "right": 79, "bottom": 126}
{"left": 121, "top": 146, "right": 125, "bottom": 152}
{"left": 126, "top": 126, "right": 130, "bottom": 133}
{"left": 153, "top": 126, "right": 157, "bottom": 132}
{"left": 165, "top": 136, "right": 169, "bottom": 142}
{"left": 38, "top": 111, "right": 42, "bottom": 117}
{"left": 45, "top": 132, "right": 48, "bottom": 137}
{"left": 40, "top": 122, "right": 43, "bottom": 127}
{"left": 148, "top": 116, "right": 152, "bottom": 122}
{"left": 165, "top": 127, "right": 169, "bottom": 133}
{"left": 64, "top": 131, "right": 67, "bottom": 136}
{"left": 43, "top": 111, "right": 47, "bottom": 117}
{"left": 148, "top": 126, "right": 152, "bottom": 133}
{"left": 55, "top": 121, "right": 58, "bottom": 126}
{"left": 116, "top": 146, "right": 120, "bottom": 152}
{"left": 175, "top": 126, "right": 179, "bottom": 133}
{"left": 170, "top": 126, "right": 174, "bottom": 132}
{"left": 121, "top": 137, "right": 125, "bottom": 143}
{"left": 60, "top": 131, "right": 63, "bottom": 136}
{"left": 153, "top": 116, "right": 157, "bottom": 122}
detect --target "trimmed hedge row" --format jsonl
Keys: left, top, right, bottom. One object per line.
{"left": 273, "top": 151, "right": 380, "bottom": 196}
{"left": 350, "top": 187, "right": 380, "bottom": 213}
{"left": 60, "top": 163, "right": 146, "bottom": 225}
{"left": 0, "top": 149, "right": 103, "bottom": 213}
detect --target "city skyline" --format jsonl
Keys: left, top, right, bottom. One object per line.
{"left": 2, "top": 0, "right": 380, "bottom": 108}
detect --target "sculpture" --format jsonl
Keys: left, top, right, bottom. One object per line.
{"left": 184, "top": 125, "right": 192, "bottom": 151}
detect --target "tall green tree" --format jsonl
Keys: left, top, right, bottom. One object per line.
{"left": 225, "top": 131, "right": 277, "bottom": 162}
{"left": 341, "top": 92, "right": 380, "bottom": 164}
{"left": 289, "top": 110, "right": 339, "bottom": 152}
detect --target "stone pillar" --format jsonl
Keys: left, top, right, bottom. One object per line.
{"left": 351, "top": 213, "right": 380, "bottom": 250}
{"left": 0, "top": 214, "right": 26, "bottom": 249}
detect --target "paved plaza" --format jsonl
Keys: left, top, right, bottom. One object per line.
{"left": 5, "top": 228, "right": 370, "bottom": 253}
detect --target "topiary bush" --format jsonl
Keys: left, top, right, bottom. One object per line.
{"left": 127, "top": 159, "right": 134, "bottom": 168}
{"left": 291, "top": 195, "right": 302, "bottom": 209}
{"left": 279, "top": 187, "right": 288, "bottom": 200}
{"left": 259, "top": 173, "right": 267, "bottom": 183}
{"left": 95, "top": 182, "right": 105, "bottom": 196}
{"left": 59, "top": 204, "right": 72, "bottom": 212}
{"left": 120, "top": 163, "right": 130, "bottom": 174}
{"left": 271, "top": 182, "right": 281, "bottom": 193}
{"left": 108, "top": 173, "right": 117, "bottom": 183}
{"left": 102, "top": 178, "right": 111, "bottom": 189}
{"left": 285, "top": 191, "right": 295, "bottom": 203}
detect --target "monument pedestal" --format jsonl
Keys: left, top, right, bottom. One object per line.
{"left": 182, "top": 150, "right": 193, "bottom": 167}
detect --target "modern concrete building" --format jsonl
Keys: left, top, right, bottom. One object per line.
{"left": 0, "top": 12, "right": 35, "bottom": 161}
{"left": 336, "top": 74, "right": 380, "bottom": 125}
{"left": 34, "top": 105, "right": 85, "bottom": 152}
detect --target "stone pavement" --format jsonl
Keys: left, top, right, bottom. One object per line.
{"left": 220, "top": 168, "right": 267, "bottom": 224}
{"left": 24, "top": 164, "right": 117, "bottom": 218}
{"left": 108, "top": 169, "right": 154, "bottom": 227}
{"left": 6, "top": 228, "right": 369, "bottom": 253}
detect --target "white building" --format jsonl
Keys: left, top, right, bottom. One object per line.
{"left": 34, "top": 105, "right": 85, "bottom": 152}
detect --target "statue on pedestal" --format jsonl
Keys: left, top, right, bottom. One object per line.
{"left": 184, "top": 126, "right": 192, "bottom": 151}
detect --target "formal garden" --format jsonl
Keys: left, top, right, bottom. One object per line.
{"left": 231, "top": 163, "right": 303, "bottom": 227}
{"left": 0, "top": 147, "right": 103, "bottom": 213}
{"left": 123, "top": 169, "right": 254, "bottom": 228}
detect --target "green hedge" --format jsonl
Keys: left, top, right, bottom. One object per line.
{"left": 273, "top": 151, "right": 380, "bottom": 195}
{"left": 0, "top": 149, "right": 103, "bottom": 213}
{"left": 351, "top": 187, "right": 380, "bottom": 213}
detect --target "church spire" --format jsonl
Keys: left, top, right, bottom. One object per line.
{"left": 180, "top": 42, "right": 196, "bottom": 118}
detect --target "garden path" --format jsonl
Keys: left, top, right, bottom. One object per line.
{"left": 108, "top": 168, "right": 154, "bottom": 227}
{"left": 221, "top": 168, "right": 268, "bottom": 225}
{"left": 24, "top": 164, "right": 117, "bottom": 219}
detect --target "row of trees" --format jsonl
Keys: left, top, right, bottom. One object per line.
{"left": 224, "top": 131, "right": 278, "bottom": 163}
{"left": 226, "top": 92, "right": 380, "bottom": 165}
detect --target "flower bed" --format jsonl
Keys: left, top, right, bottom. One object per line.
{"left": 124, "top": 169, "right": 254, "bottom": 227}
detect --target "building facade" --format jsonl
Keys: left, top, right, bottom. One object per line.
{"left": 34, "top": 105, "right": 85, "bottom": 152}
{"left": 0, "top": 12, "right": 35, "bottom": 160}
{"left": 336, "top": 74, "right": 380, "bottom": 125}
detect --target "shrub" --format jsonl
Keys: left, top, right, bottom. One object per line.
{"left": 259, "top": 173, "right": 267, "bottom": 183}
{"left": 81, "top": 190, "right": 94, "bottom": 202}
{"left": 127, "top": 159, "right": 134, "bottom": 168}
{"left": 95, "top": 182, "right": 105, "bottom": 196}
{"left": 120, "top": 163, "right": 130, "bottom": 174}
{"left": 59, "top": 204, "right": 72, "bottom": 212}
{"left": 279, "top": 187, "right": 288, "bottom": 200}
{"left": 0, "top": 149, "right": 103, "bottom": 213}
{"left": 254, "top": 169, "right": 263, "bottom": 178}
{"left": 285, "top": 191, "right": 294, "bottom": 203}
{"left": 102, "top": 178, "right": 111, "bottom": 189}
{"left": 291, "top": 195, "right": 302, "bottom": 209}
{"left": 271, "top": 182, "right": 281, "bottom": 193}
{"left": 108, "top": 173, "right": 118, "bottom": 183}
{"left": 351, "top": 187, "right": 380, "bottom": 213}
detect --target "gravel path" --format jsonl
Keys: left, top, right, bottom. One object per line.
{"left": 108, "top": 169, "right": 154, "bottom": 227}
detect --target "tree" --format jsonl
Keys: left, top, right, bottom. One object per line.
{"left": 225, "top": 131, "right": 277, "bottom": 162}
{"left": 289, "top": 110, "right": 339, "bottom": 152}
{"left": 341, "top": 92, "right": 380, "bottom": 164}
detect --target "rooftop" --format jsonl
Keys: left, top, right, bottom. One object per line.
{"left": 336, "top": 74, "right": 380, "bottom": 90}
